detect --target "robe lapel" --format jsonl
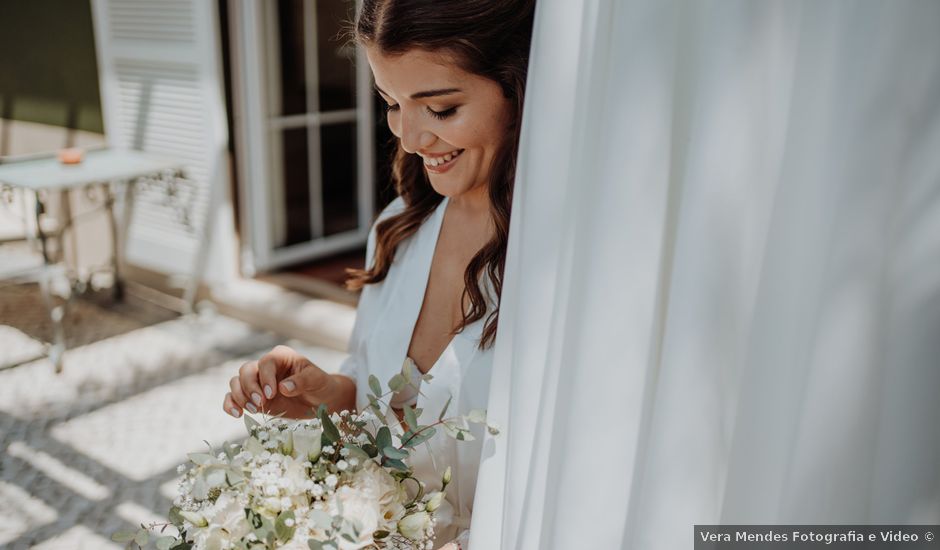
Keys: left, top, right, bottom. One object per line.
{"left": 369, "top": 196, "right": 450, "bottom": 387}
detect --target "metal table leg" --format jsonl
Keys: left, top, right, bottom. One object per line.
{"left": 104, "top": 181, "right": 125, "bottom": 302}
{"left": 33, "top": 190, "right": 66, "bottom": 373}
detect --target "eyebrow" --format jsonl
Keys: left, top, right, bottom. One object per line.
{"left": 373, "top": 84, "right": 463, "bottom": 100}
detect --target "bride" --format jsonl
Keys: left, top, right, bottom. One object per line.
{"left": 222, "top": 0, "right": 535, "bottom": 547}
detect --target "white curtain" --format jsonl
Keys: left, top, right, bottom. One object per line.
{"left": 469, "top": 1, "right": 940, "bottom": 548}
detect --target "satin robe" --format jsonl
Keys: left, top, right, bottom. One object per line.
{"left": 338, "top": 195, "right": 495, "bottom": 548}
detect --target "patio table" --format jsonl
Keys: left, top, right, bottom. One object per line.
{"left": 0, "top": 148, "right": 185, "bottom": 372}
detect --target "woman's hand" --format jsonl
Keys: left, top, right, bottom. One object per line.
{"left": 223, "top": 345, "right": 356, "bottom": 420}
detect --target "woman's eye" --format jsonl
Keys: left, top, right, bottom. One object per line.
{"left": 384, "top": 104, "right": 399, "bottom": 114}
{"left": 427, "top": 106, "right": 458, "bottom": 120}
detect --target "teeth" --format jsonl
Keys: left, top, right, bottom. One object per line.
{"left": 424, "top": 149, "right": 463, "bottom": 167}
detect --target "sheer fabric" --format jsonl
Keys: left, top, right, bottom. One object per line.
{"left": 470, "top": 1, "right": 940, "bottom": 548}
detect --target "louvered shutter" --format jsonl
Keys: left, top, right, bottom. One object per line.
{"left": 90, "top": 0, "right": 236, "bottom": 285}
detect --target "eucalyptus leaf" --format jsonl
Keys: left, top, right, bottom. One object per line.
{"left": 384, "top": 457, "right": 408, "bottom": 471}
{"left": 368, "top": 375, "right": 382, "bottom": 397}
{"left": 155, "top": 535, "right": 177, "bottom": 550}
{"left": 402, "top": 359, "right": 414, "bottom": 383}
{"left": 134, "top": 529, "right": 149, "bottom": 545}
{"left": 318, "top": 406, "right": 341, "bottom": 444}
{"left": 403, "top": 427, "right": 436, "bottom": 447}
{"left": 382, "top": 446, "right": 409, "bottom": 460}
{"left": 110, "top": 531, "right": 137, "bottom": 543}
{"left": 404, "top": 405, "right": 418, "bottom": 429}
{"left": 168, "top": 506, "right": 184, "bottom": 527}
{"left": 244, "top": 414, "right": 260, "bottom": 432}
{"left": 376, "top": 426, "right": 392, "bottom": 450}
{"left": 275, "top": 510, "right": 296, "bottom": 542}
{"left": 388, "top": 373, "right": 406, "bottom": 392}
{"left": 438, "top": 395, "right": 453, "bottom": 421}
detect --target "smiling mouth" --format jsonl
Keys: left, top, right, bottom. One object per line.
{"left": 422, "top": 149, "right": 465, "bottom": 169}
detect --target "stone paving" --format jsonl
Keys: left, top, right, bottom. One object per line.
{"left": 0, "top": 281, "right": 349, "bottom": 549}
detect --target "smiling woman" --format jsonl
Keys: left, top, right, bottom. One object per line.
{"left": 222, "top": 1, "right": 535, "bottom": 549}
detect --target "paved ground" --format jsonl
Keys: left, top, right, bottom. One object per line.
{"left": 0, "top": 278, "right": 348, "bottom": 548}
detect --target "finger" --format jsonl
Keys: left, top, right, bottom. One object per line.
{"left": 280, "top": 361, "right": 332, "bottom": 400}
{"left": 223, "top": 392, "right": 242, "bottom": 418}
{"left": 260, "top": 345, "right": 317, "bottom": 397}
{"left": 238, "top": 360, "right": 264, "bottom": 412}
{"left": 229, "top": 376, "right": 250, "bottom": 410}
{"left": 257, "top": 345, "right": 302, "bottom": 402}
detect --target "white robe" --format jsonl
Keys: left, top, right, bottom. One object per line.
{"left": 338, "top": 195, "right": 495, "bottom": 548}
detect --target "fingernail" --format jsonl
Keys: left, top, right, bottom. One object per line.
{"left": 246, "top": 403, "right": 257, "bottom": 414}
{"left": 264, "top": 385, "right": 273, "bottom": 399}
{"left": 229, "top": 408, "right": 241, "bottom": 418}
{"left": 252, "top": 393, "right": 262, "bottom": 406}
{"left": 282, "top": 380, "right": 295, "bottom": 392}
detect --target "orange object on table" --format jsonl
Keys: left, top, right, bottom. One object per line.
{"left": 58, "top": 148, "right": 85, "bottom": 164}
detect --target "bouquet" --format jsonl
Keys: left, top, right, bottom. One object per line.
{"left": 112, "top": 365, "right": 499, "bottom": 550}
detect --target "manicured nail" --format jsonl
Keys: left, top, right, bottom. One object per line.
{"left": 229, "top": 408, "right": 241, "bottom": 418}
{"left": 246, "top": 403, "right": 257, "bottom": 413}
{"left": 264, "top": 385, "right": 273, "bottom": 399}
{"left": 282, "top": 380, "right": 295, "bottom": 392}
{"left": 252, "top": 393, "right": 262, "bottom": 406}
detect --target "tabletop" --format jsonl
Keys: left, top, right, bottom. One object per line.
{"left": 0, "top": 149, "right": 182, "bottom": 191}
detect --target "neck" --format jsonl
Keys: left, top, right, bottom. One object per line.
{"left": 447, "top": 183, "right": 490, "bottom": 217}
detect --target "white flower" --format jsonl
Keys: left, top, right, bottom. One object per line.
{"left": 327, "top": 485, "right": 381, "bottom": 549}
{"left": 291, "top": 427, "right": 323, "bottom": 461}
{"left": 425, "top": 491, "right": 445, "bottom": 513}
{"left": 325, "top": 474, "right": 338, "bottom": 488}
{"left": 337, "top": 460, "right": 349, "bottom": 471}
{"left": 206, "top": 492, "right": 251, "bottom": 541}
{"left": 398, "top": 511, "right": 431, "bottom": 541}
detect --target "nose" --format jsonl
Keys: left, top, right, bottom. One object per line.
{"left": 396, "top": 109, "right": 436, "bottom": 154}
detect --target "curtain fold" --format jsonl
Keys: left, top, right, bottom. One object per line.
{"left": 469, "top": 1, "right": 940, "bottom": 548}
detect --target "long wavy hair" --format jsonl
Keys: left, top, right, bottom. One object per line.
{"left": 345, "top": 0, "right": 535, "bottom": 350}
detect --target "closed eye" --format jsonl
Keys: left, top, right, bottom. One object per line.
{"left": 427, "top": 106, "right": 458, "bottom": 120}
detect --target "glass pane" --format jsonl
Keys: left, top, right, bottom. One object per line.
{"left": 275, "top": 0, "right": 306, "bottom": 116}
{"left": 276, "top": 127, "right": 312, "bottom": 247}
{"left": 316, "top": 0, "right": 357, "bottom": 112}
{"left": 321, "top": 123, "right": 359, "bottom": 236}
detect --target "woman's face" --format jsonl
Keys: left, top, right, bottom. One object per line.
{"left": 366, "top": 46, "right": 512, "bottom": 201}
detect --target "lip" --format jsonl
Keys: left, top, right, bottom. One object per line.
{"left": 423, "top": 149, "right": 464, "bottom": 174}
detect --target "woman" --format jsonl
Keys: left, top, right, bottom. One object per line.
{"left": 222, "top": 0, "right": 534, "bottom": 547}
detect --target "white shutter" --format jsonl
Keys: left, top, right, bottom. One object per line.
{"left": 90, "top": 0, "right": 236, "bottom": 285}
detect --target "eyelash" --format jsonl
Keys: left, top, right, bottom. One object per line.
{"left": 384, "top": 104, "right": 458, "bottom": 120}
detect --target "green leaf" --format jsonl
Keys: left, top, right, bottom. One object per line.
{"left": 403, "top": 427, "right": 436, "bottom": 447}
{"left": 404, "top": 405, "right": 418, "bottom": 429}
{"left": 318, "top": 406, "right": 341, "bottom": 444}
{"left": 376, "top": 426, "right": 392, "bottom": 450}
{"left": 382, "top": 446, "right": 409, "bottom": 460}
{"left": 168, "top": 506, "right": 184, "bottom": 527}
{"left": 388, "top": 373, "right": 406, "bottom": 392}
{"left": 487, "top": 423, "right": 501, "bottom": 436}
{"left": 244, "top": 413, "right": 260, "bottom": 432}
{"left": 111, "top": 531, "right": 137, "bottom": 543}
{"left": 308, "top": 541, "right": 325, "bottom": 550}
{"left": 170, "top": 542, "right": 193, "bottom": 550}
{"left": 134, "top": 529, "right": 149, "bottom": 545}
{"left": 155, "top": 535, "right": 177, "bottom": 550}
{"left": 438, "top": 395, "right": 453, "bottom": 421}
{"left": 421, "top": 373, "right": 434, "bottom": 382}
{"left": 384, "top": 457, "right": 408, "bottom": 471}
{"left": 362, "top": 443, "right": 379, "bottom": 457}
{"left": 368, "top": 375, "right": 382, "bottom": 397}
{"left": 373, "top": 529, "right": 390, "bottom": 540}
{"left": 402, "top": 359, "right": 414, "bottom": 384}
{"left": 275, "top": 510, "right": 296, "bottom": 542}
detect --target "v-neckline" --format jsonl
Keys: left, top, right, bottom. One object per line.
{"left": 404, "top": 196, "right": 455, "bottom": 377}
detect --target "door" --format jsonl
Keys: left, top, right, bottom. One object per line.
{"left": 230, "top": 0, "right": 375, "bottom": 275}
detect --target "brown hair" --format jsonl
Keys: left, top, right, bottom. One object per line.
{"left": 345, "top": 0, "right": 535, "bottom": 350}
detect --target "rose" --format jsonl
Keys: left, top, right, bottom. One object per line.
{"left": 328, "top": 485, "right": 382, "bottom": 549}
{"left": 397, "top": 511, "right": 431, "bottom": 541}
